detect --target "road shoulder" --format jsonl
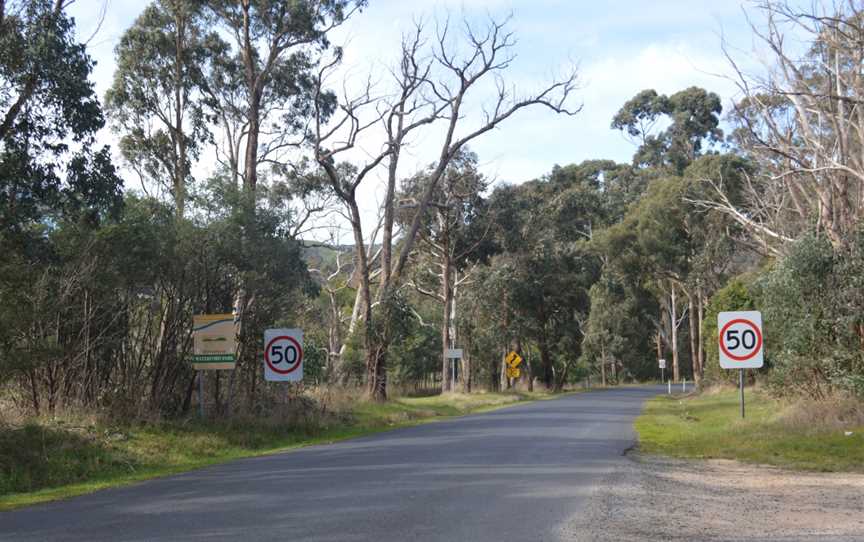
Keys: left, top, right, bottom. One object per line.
{"left": 562, "top": 453, "right": 864, "bottom": 541}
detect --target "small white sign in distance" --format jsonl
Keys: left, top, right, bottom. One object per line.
{"left": 718, "top": 311, "right": 764, "bottom": 369}
{"left": 445, "top": 348, "right": 463, "bottom": 359}
{"left": 264, "top": 328, "right": 304, "bottom": 382}
{"left": 658, "top": 359, "right": 666, "bottom": 369}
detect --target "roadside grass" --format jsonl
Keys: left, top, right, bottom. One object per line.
{"left": 0, "top": 389, "right": 559, "bottom": 511}
{"left": 635, "top": 387, "right": 864, "bottom": 472}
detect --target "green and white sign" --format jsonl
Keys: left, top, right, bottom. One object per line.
{"left": 191, "top": 314, "right": 237, "bottom": 370}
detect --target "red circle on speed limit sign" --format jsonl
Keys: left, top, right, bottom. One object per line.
{"left": 264, "top": 335, "right": 303, "bottom": 374}
{"left": 719, "top": 318, "right": 763, "bottom": 362}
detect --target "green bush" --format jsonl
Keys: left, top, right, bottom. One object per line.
{"left": 757, "top": 234, "right": 864, "bottom": 398}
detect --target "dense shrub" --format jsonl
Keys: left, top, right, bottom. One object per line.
{"left": 758, "top": 234, "right": 864, "bottom": 398}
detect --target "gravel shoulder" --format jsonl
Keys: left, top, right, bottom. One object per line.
{"left": 562, "top": 454, "right": 864, "bottom": 542}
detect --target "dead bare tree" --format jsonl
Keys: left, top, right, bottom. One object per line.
{"left": 313, "top": 14, "right": 580, "bottom": 400}
{"left": 704, "top": 1, "right": 864, "bottom": 251}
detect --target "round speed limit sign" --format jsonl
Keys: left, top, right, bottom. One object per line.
{"left": 718, "top": 311, "right": 764, "bottom": 369}
{"left": 264, "top": 328, "right": 304, "bottom": 382}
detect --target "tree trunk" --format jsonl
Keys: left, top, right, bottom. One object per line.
{"left": 600, "top": 343, "right": 607, "bottom": 386}
{"left": 240, "top": 0, "right": 260, "bottom": 193}
{"left": 441, "top": 248, "right": 453, "bottom": 392}
{"left": 670, "top": 281, "right": 680, "bottom": 382}
{"left": 244, "top": 96, "right": 260, "bottom": 191}
{"left": 492, "top": 347, "right": 502, "bottom": 392}
{"left": 180, "top": 370, "right": 196, "bottom": 415}
{"left": 697, "top": 284, "right": 705, "bottom": 384}
{"left": 501, "top": 348, "right": 510, "bottom": 390}
{"left": 379, "top": 145, "right": 400, "bottom": 288}
{"left": 463, "top": 342, "right": 472, "bottom": 393}
{"left": 346, "top": 197, "right": 384, "bottom": 401}
{"left": 28, "top": 369, "right": 40, "bottom": 414}
{"left": 538, "top": 336, "right": 553, "bottom": 389}
{"left": 611, "top": 354, "right": 617, "bottom": 383}
{"left": 688, "top": 290, "right": 700, "bottom": 385}
{"left": 326, "top": 289, "right": 340, "bottom": 378}
{"left": 172, "top": 3, "right": 187, "bottom": 219}
{"left": 365, "top": 342, "right": 387, "bottom": 401}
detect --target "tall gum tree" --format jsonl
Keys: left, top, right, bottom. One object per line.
{"left": 105, "top": 0, "right": 222, "bottom": 219}
{"left": 399, "top": 149, "right": 492, "bottom": 392}
{"left": 207, "top": 0, "right": 364, "bottom": 193}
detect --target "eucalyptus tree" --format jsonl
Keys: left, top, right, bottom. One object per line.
{"left": 0, "top": 0, "right": 122, "bottom": 230}
{"left": 482, "top": 168, "right": 608, "bottom": 390}
{"left": 105, "top": 0, "right": 223, "bottom": 218}
{"left": 206, "top": 0, "right": 363, "bottom": 193}
{"left": 593, "top": 155, "right": 749, "bottom": 385}
{"left": 400, "top": 149, "right": 493, "bottom": 391}
{"left": 612, "top": 87, "right": 722, "bottom": 174}
{"left": 597, "top": 87, "right": 727, "bottom": 383}
{"left": 596, "top": 176, "right": 695, "bottom": 382}
{"left": 312, "top": 15, "right": 580, "bottom": 400}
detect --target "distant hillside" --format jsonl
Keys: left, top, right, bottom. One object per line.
{"left": 301, "top": 243, "right": 352, "bottom": 271}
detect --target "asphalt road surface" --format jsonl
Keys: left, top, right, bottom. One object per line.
{"left": 1, "top": 386, "right": 663, "bottom": 541}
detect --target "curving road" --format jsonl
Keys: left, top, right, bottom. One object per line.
{"left": 1, "top": 386, "right": 663, "bottom": 541}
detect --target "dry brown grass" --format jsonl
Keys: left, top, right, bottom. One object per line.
{"left": 698, "top": 383, "right": 738, "bottom": 396}
{"left": 776, "top": 393, "right": 864, "bottom": 433}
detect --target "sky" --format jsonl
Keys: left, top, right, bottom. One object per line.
{"left": 65, "top": 0, "right": 765, "bottom": 239}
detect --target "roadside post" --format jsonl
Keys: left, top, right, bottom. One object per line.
{"left": 718, "top": 311, "right": 764, "bottom": 419}
{"left": 658, "top": 358, "right": 666, "bottom": 384}
{"left": 446, "top": 349, "right": 463, "bottom": 391}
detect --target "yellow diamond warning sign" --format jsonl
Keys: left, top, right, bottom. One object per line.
{"left": 505, "top": 351, "right": 523, "bottom": 368}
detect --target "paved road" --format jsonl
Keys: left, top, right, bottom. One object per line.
{"left": 1, "top": 386, "right": 662, "bottom": 541}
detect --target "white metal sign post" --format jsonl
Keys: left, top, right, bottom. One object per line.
{"left": 658, "top": 358, "right": 666, "bottom": 387}
{"left": 718, "top": 311, "right": 764, "bottom": 419}
{"left": 446, "top": 349, "right": 463, "bottom": 391}
{"left": 264, "top": 328, "right": 304, "bottom": 382}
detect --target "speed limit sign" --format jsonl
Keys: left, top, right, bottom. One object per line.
{"left": 264, "top": 328, "right": 303, "bottom": 382}
{"left": 718, "top": 311, "right": 764, "bottom": 369}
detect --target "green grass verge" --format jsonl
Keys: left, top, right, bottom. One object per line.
{"left": 635, "top": 388, "right": 864, "bottom": 472}
{"left": 0, "top": 390, "right": 561, "bottom": 511}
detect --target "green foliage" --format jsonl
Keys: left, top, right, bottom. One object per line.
{"left": 612, "top": 87, "right": 722, "bottom": 173}
{"left": 390, "top": 324, "right": 440, "bottom": 386}
{"left": 0, "top": 175, "right": 315, "bottom": 415}
{"left": 0, "top": 0, "right": 122, "bottom": 229}
{"left": 758, "top": 234, "right": 864, "bottom": 398}
{"left": 105, "top": 0, "right": 225, "bottom": 214}
{"left": 581, "top": 272, "right": 656, "bottom": 381}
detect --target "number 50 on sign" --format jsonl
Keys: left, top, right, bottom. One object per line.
{"left": 264, "top": 328, "right": 304, "bottom": 382}
{"left": 718, "top": 311, "right": 764, "bottom": 369}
